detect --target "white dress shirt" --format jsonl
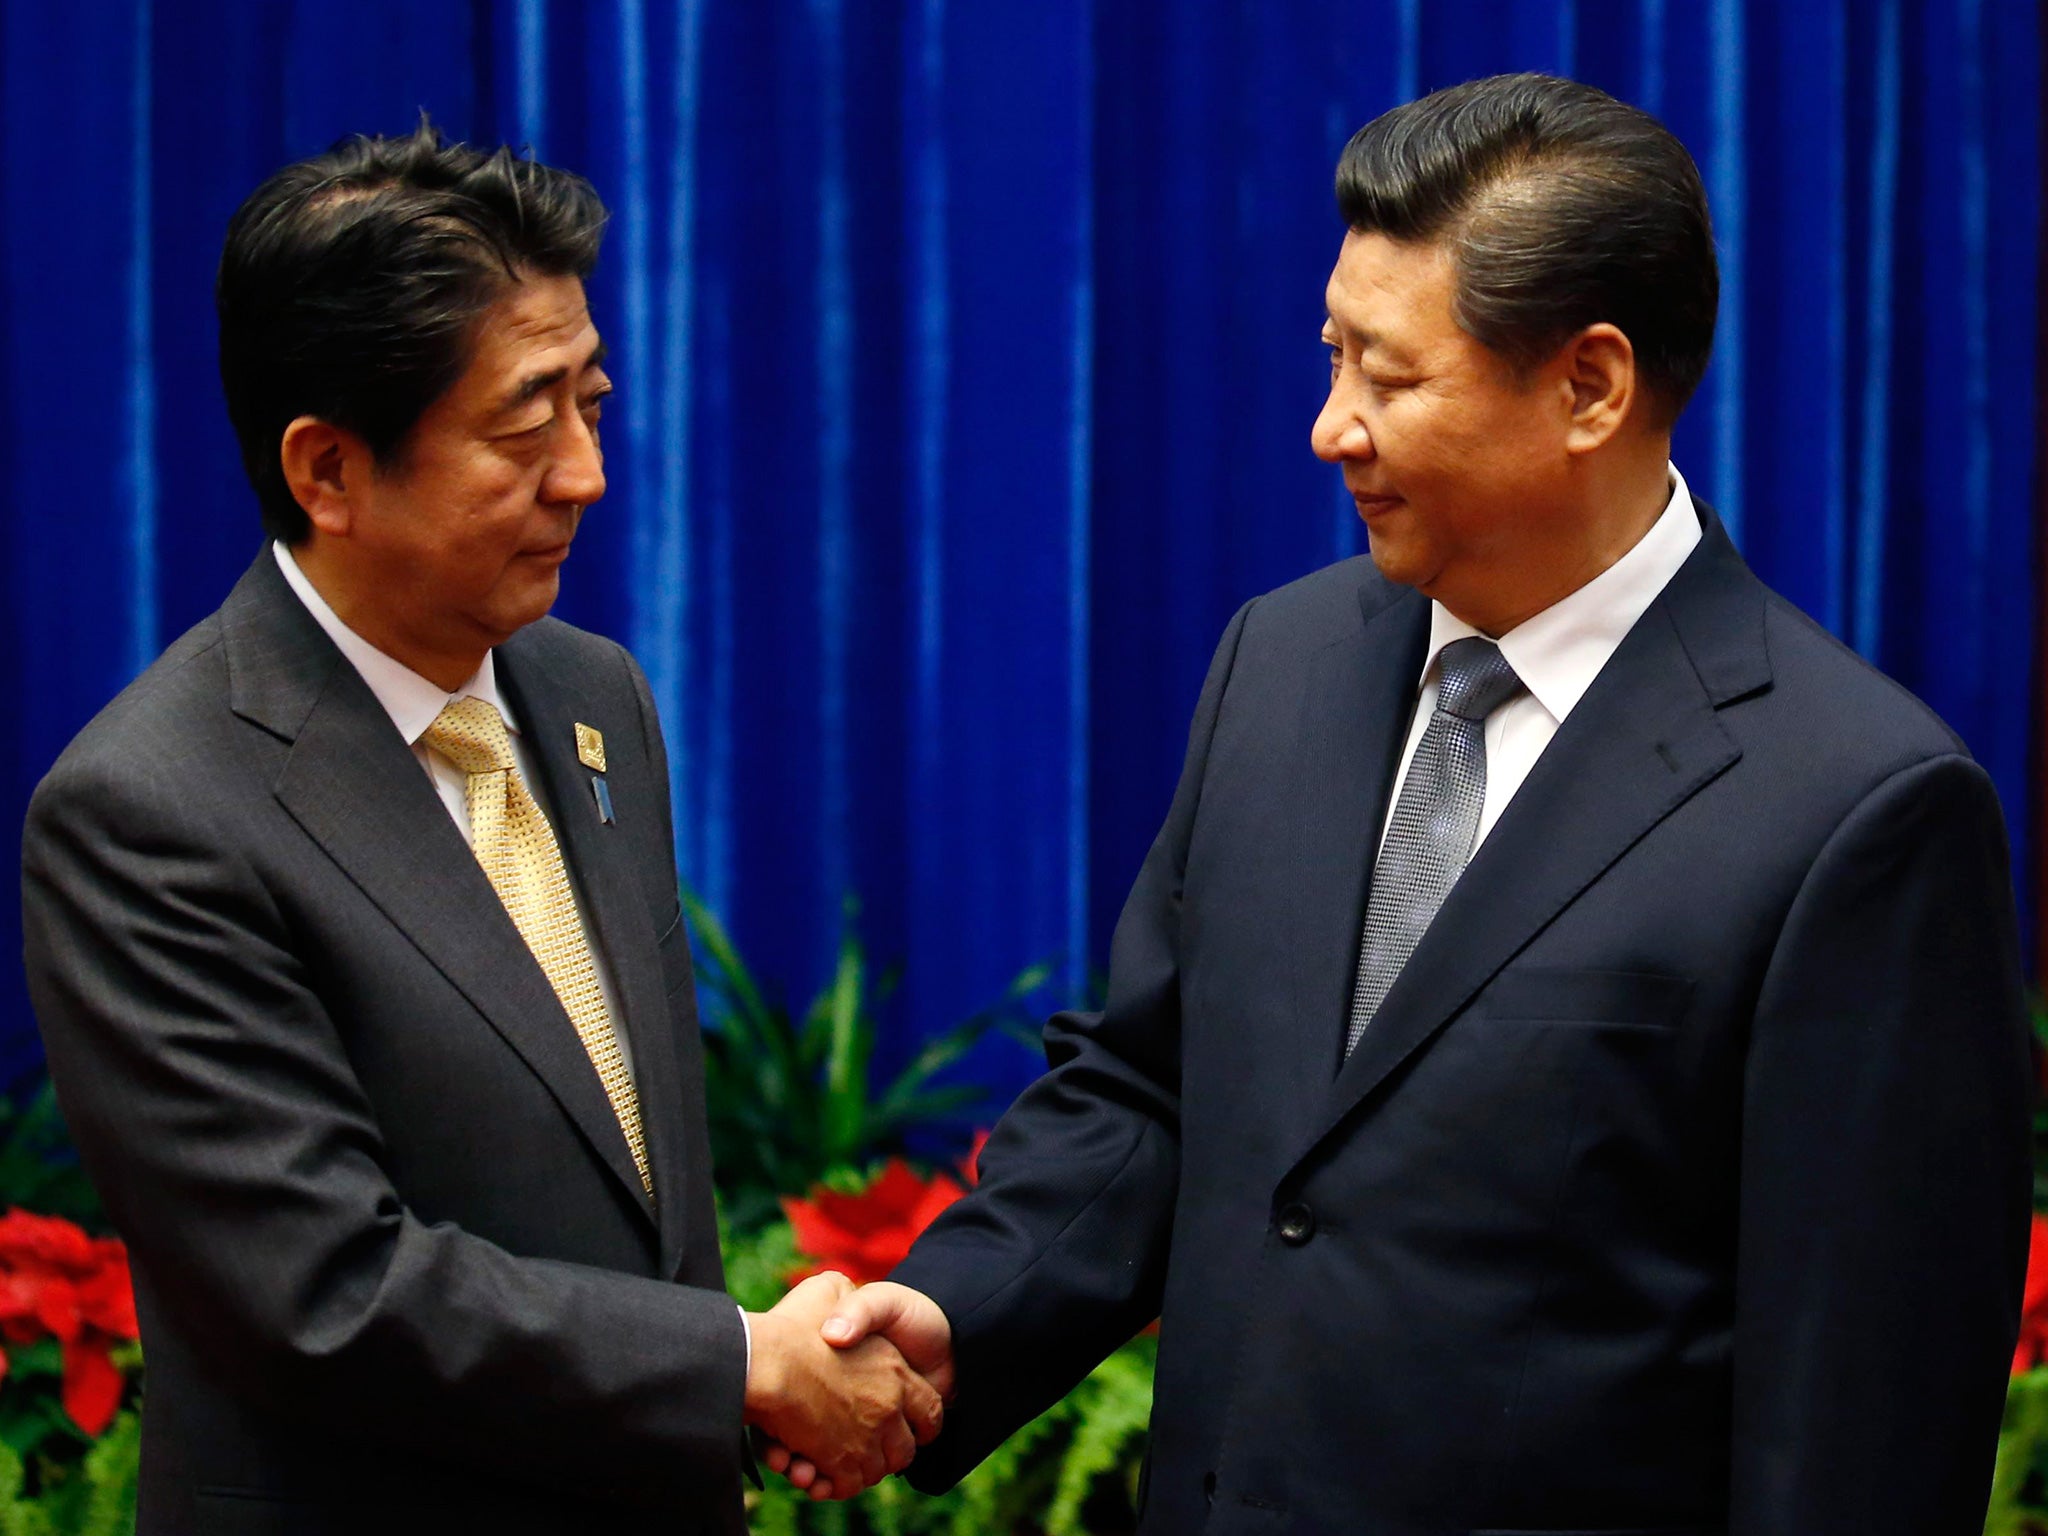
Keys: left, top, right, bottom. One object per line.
{"left": 272, "top": 541, "right": 633, "bottom": 1083}
{"left": 1379, "top": 464, "right": 1703, "bottom": 854}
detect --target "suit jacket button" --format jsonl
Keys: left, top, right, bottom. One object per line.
{"left": 1277, "top": 1202, "right": 1316, "bottom": 1245}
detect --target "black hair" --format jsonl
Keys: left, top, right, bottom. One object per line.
{"left": 216, "top": 118, "right": 608, "bottom": 542}
{"left": 1336, "top": 73, "right": 1717, "bottom": 422}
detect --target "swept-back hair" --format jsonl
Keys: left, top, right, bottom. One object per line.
{"left": 217, "top": 119, "right": 608, "bottom": 541}
{"left": 1336, "top": 73, "right": 1717, "bottom": 421}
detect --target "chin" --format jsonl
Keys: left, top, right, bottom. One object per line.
{"left": 496, "top": 573, "right": 565, "bottom": 636}
{"left": 1362, "top": 530, "right": 1436, "bottom": 594}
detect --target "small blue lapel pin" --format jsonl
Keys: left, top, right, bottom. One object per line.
{"left": 590, "top": 777, "right": 616, "bottom": 825}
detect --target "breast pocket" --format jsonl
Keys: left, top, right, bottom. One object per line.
{"left": 1474, "top": 967, "right": 1693, "bottom": 1030}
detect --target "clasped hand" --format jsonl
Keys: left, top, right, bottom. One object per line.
{"left": 743, "top": 1276, "right": 954, "bottom": 1501}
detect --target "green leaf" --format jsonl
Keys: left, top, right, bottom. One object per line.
{"left": 681, "top": 889, "right": 772, "bottom": 1026}
{"left": 719, "top": 1214, "right": 801, "bottom": 1313}
{"left": 998, "top": 960, "right": 1057, "bottom": 1003}
{"left": 876, "top": 1017, "right": 997, "bottom": 1110}
{"left": 1043, "top": 1341, "right": 1155, "bottom": 1534}
{"left": 869, "top": 1088, "right": 985, "bottom": 1140}
{"left": 945, "top": 1408, "right": 1063, "bottom": 1536}
{"left": 0, "top": 1432, "right": 53, "bottom": 1536}
{"left": 1989, "top": 1371, "right": 2048, "bottom": 1535}
{"left": 0, "top": 1344, "right": 60, "bottom": 1383}
{"left": 998, "top": 1018, "right": 1045, "bottom": 1052}
{"left": 0, "top": 1398, "right": 67, "bottom": 1462}
{"left": 75, "top": 1412, "right": 140, "bottom": 1536}
{"left": 796, "top": 991, "right": 835, "bottom": 1076}
{"left": 822, "top": 930, "right": 869, "bottom": 1131}
{"left": 743, "top": 1483, "right": 802, "bottom": 1536}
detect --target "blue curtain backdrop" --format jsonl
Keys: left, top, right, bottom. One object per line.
{"left": 0, "top": 0, "right": 2038, "bottom": 1105}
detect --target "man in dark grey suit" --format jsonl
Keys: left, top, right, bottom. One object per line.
{"left": 800, "top": 74, "right": 2034, "bottom": 1534}
{"left": 21, "top": 124, "right": 937, "bottom": 1534}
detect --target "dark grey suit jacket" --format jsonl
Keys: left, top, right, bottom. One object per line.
{"left": 22, "top": 554, "right": 749, "bottom": 1535}
{"left": 894, "top": 504, "right": 2033, "bottom": 1536}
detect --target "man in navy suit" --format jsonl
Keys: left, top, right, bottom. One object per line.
{"left": 797, "top": 73, "right": 2034, "bottom": 1535}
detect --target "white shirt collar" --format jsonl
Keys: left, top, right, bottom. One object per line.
{"left": 272, "top": 541, "right": 519, "bottom": 745}
{"left": 1419, "top": 463, "right": 1703, "bottom": 724}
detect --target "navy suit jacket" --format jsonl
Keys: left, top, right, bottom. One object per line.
{"left": 894, "top": 503, "right": 2033, "bottom": 1536}
{"left": 22, "top": 554, "right": 749, "bottom": 1534}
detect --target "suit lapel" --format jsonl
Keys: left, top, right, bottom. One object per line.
{"left": 498, "top": 639, "right": 693, "bottom": 1271}
{"left": 1280, "top": 582, "right": 1430, "bottom": 1109}
{"left": 1294, "top": 508, "right": 1769, "bottom": 1166}
{"left": 223, "top": 557, "right": 660, "bottom": 1230}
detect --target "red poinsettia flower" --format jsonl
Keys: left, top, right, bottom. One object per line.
{"left": 783, "top": 1138, "right": 989, "bottom": 1286}
{"left": 2014, "top": 1213, "right": 2048, "bottom": 1375}
{"left": 0, "top": 1210, "right": 138, "bottom": 1434}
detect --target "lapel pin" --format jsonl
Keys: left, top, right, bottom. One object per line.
{"left": 575, "top": 722, "right": 608, "bottom": 774}
{"left": 590, "top": 777, "right": 616, "bottom": 825}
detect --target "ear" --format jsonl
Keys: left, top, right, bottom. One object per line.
{"left": 279, "top": 417, "right": 370, "bottom": 537}
{"left": 1560, "top": 323, "right": 1637, "bottom": 455}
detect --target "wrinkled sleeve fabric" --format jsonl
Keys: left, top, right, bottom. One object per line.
{"left": 20, "top": 746, "right": 747, "bottom": 1511}
{"left": 1730, "top": 751, "right": 2032, "bottom": 1536}
{"left": 893, "top": 600, "right": 1254, "bottom": 1491}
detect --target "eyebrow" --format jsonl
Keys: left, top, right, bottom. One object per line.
{"left": 492, "top": 340, "right": 610, "bottom": 417}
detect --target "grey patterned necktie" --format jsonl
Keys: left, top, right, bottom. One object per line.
{"left": 1344, "top": 636, "right": 1526, "bottom": 1059}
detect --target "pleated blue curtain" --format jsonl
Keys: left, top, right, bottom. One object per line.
{"left": 0, "top": 0, "right": 2037, "bottom": 1100}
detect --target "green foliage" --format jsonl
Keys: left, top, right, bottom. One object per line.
{"left": 689, "top": 890, "right": 1048, "bottom": 1232}
{"left": 1042, "top": 1343, "right": 1154, "bottom": 1535}
{"left": 0, "top": 1079, "right": 141, "bottom": 1535}
{"left": 1989, "top": 1371, "right": 2048, "bottom": 1535}
{"left": 0, "top": 1413, "right": 138, "bottom": 1536}
{"left": 721, "top": 1212, "right": 803, "bottom": 1314}
{"left": 0, "top": 1342, "right": 85, "bottom": 1463}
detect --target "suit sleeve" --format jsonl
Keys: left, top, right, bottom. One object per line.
{"left": 891, "top": 598, "right": 1255, "bottom": 1490}
{"left": 1730, "top": 751, "right": 2032, "bottom": 1535}
{"left": 618, "top": 638, "right": 764, "bottom": 1483}
{"left": 20, "top": 743, "right": 747, "bottom": 1511}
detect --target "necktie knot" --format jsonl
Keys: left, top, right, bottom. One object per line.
{"left": 1346, "top": 634, "right": 1520, "bottom": 1061}
{"left": 423, "top": 697, "right": 516, "bottom": 777}
{"left": 1434, "top": 637, "right": 1523, "bottom": 722}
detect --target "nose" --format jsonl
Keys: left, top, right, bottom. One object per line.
{"left": 543, "top": 412, "right": 607, "bottom": 508}
{"left": 1311, "top": 383, "right": 1372, "bottom": 464}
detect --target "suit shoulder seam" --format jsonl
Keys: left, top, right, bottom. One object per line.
{"left": 1760, "top": 600, "right": 1968, "bottom": 755}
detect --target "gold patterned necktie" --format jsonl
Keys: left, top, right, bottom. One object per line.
{"left": 422, "top": 697, "right": 651, "bottom": 1196}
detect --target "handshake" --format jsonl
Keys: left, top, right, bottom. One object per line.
{"left": 743, "top": 1276, "right": 954, "bottom": 1500}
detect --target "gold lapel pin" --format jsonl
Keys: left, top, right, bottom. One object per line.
{"left": 575, "top": 723, "right": 608, "bottom": 774}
